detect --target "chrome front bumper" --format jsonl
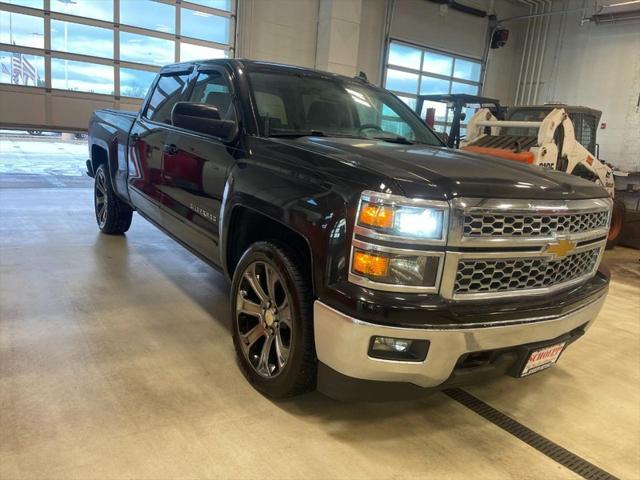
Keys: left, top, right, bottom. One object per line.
{"left": 313, "top": 293, "right": 606, "bottom": 389}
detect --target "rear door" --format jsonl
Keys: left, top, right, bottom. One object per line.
{"left": 127, "top": 68, "right": 192, "bottom": 226}
{"left": 159, "top": 65, "right": 240, "bottom": 266}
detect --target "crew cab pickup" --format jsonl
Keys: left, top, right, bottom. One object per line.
{"left": 87, "top": 59, "right": 611, "bottom": 401}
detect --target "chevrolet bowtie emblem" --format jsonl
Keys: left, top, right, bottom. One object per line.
{"left": 544, "top": 239, "right": 577, "bottom": 259}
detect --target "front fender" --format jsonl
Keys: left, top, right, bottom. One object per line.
{"left": 219, "top": 161, "right": 350, "bottom": 297}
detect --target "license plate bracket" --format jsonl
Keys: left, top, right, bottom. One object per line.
{"left": 520, "top": 342, "right": 566, "bottom": 377}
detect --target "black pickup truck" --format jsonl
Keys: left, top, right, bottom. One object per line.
{"left": 88, "top": 59, "right": 612, "bottom": 401}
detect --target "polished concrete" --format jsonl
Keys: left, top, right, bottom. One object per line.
{"left": 1, "top": 167, "right": 639, "bottom": 478}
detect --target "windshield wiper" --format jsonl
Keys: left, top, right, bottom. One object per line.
{"left": 268, "top": 130, "right": 327, "bottom": 138}
{"left": 372, "top": 135, "right": 414, "bottom": 145}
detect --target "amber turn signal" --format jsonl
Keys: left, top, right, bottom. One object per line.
{"left": 358, "top": 202, "right": 395, "bottom": 229}
{"left": 352, "top": 250, "right": 390, "bottom": 277}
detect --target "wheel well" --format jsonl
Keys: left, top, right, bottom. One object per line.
{"left": 91, "top": 144, "right": 108, "bottom": 172}
{"left": 226, "top": 207, "right": 313, "bottom": 291}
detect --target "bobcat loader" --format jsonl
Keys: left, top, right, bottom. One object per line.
{"left": 460, "top": 105, "right": 624, "bottom": 247}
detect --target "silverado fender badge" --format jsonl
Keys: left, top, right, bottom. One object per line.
{"left": 190, "top": 203, "right": 217, "bottom": 223}
{"left": 543, "top": 238, "right": 577, "bottom": 259}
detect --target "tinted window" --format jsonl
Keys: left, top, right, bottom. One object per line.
{"left": 189, "top": 71, "right": 235, "bottom": 120}
{"left": 145, "top": 73, "right": 189, "bottom": 124}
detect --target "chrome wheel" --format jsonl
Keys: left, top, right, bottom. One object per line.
{"left": 95, "top": 168, "right": 108, "bottom": 228}
{"left": 236, "top": 261, "right": 292, "bottom": 378}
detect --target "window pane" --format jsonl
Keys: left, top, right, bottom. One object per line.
{"left": 385, "top": 69, "right": 418, "bottom": 94}
{"left": 388, "top": 43, "right": 421, "bottom": 70}
{"left": 451, "top": 81, "right": 478, "bottom": 95}
{"left": 120, "top": 68, "right": 157, "bottom": 98}
{"left": 422, "top": 100, "right": 447, "bottom": 122}
{"left": 3, "top": 0, "right": 43, "bottom": 7}
{"left": 120, "top": 0, "right": 175, "bottom": 33}
{"left": 184, "top": 0, "right": 231, "bottom": 10}
{"left": 463, "top": 106, "right": 477, "bottom": 122}
{"left": 0, "top": 51, "right": 44, "bottom": 86}
{"left": 51, "top": 58, "right": 113, "bottom": 94}
{"left": 51, "top": 20, "right": 113, "bottom": 58}
{"left": 181, "top": 9, "right": 229, "bottom": 44}
{"left": 420, "top": 76, "right": 449, "bottom": 95}
{"left": 120, "top": 32, "right": 174, "bottom": 66}
{"left": 398, "top": 96, "right": 416, "bottom": 110}
{"left": 180, "top": 42, "right": 226, "bottom": 62}
{"left": 146, "top": 73, "right": 189, "bottom": 123}
{"left": 453, "top": 59, "right": 481, "bottom": 82}
{"left": 422, "top": 51, "right": 452, "bottom": 76}
{"left": 50, "top": 0, "right": 113, "bottom": 22}
{"left": 0, "top": 12, "right": 44, "bottom": 48}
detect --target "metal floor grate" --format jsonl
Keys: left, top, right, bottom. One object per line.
{"left": 443, "top": 388, "right": 619, "bottom": 480}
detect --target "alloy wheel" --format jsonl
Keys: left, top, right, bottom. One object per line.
{"left": 95, "top": 169, "right": 108, "bottom": 228}
{"left": 235, "top": 261, "right": 293, "bottom": 378}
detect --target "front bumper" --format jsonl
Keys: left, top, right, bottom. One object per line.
{"left": 314, "top": 291, "right": 607, "bottom": 400}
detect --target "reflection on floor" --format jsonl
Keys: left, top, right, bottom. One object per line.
{"left": 1, "top": 155, "right": 639, "bottom": 478}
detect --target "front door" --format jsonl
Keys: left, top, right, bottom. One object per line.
{"left": 128, "top": 70, "right": 192, "bottom": 227}
{"left": 159, "top": 66, "right": 240, "bottom": 266}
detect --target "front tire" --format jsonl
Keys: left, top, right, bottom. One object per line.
{"left": 231, "top": 241, "right": 316, "bottom": 398}
{"left": 94, "top": 163, "right": 133, "bottom": 235}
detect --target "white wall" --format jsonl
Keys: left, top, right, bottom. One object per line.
{"left": 238, "top": 0, "right": 527, "bottom": 103}
{"left": 236, "top": 0, "right": 320, "bottom": 68}
{"left": 536, "top": 1, "right": 640, "bottom": 172}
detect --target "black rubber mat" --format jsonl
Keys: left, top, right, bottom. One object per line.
{"left": 444, "top": 388, "right": 619, "bottom": 480}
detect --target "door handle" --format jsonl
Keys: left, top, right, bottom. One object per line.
{"left": 163, "top": 143, "right": 178, "bottom": 154}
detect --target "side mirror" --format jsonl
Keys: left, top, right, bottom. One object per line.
{"left": 439, "top": 132, "right": 449, "bottom": 145}
{"left": 171, "top": 102, "right": 237, "bottom": 141}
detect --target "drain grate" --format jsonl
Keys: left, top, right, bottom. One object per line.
{"left": 444, "top": 388, "right": 619, "bottom": 480}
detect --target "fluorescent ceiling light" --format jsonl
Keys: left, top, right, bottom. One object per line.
{"left": 604, "top": 0, "right": 640, "bottom": 6}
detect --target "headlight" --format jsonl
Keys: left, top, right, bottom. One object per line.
{"left": 356, "top": 192, "right": 448, "bottom": 243}
{"left": 349, "top": 191, "right": 449, "bottom": 293}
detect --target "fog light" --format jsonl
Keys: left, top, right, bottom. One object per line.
{"left": 369, "top": 336, "right": 429, "bottom": 362}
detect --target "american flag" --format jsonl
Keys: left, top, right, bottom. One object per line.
{"left": 2, "top": 53, "right": 39, "bottom": 86}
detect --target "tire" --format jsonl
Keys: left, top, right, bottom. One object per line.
{"left": 606, "top": 198, "right": 625, "bottom": 250}
{"left": 94, "top": 163, "right": 133, "bottom": 235}
{"left": 231, "top": 241, "right": 316, "bottom": 398}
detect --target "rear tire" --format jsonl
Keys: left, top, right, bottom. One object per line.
{"left": 231, "top": 241, "right": 316, "bottom": 398}
{"left": 94, "top": 163, "right": 133, "bottom": 235}
{"left": 606, "top": 198, "right": 625, "bottom": 249}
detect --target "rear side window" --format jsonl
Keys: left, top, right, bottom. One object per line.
{"left": 189, "top": 71, "right": 236, "bottom": 121}
{"left": 145, "top": 73, "right": 190, "bottom": 124}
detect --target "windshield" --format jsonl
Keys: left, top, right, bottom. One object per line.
{"left": 247, "top": 71, "right": 442, "bottom": 145}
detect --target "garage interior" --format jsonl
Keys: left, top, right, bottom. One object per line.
{"left": 1, "top": 0, "right": 639, "bottom": 479}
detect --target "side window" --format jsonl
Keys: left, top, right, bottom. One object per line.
{"left": 145, "top": 73, "right": 190, "bottom": 124}
{"left": 189, "top": 71, "right": 236, "bottom": 120}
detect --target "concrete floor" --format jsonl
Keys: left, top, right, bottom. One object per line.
{"left": 1, "top": 142, "right": 639, "bottom": 479}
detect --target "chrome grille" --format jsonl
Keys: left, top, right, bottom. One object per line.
{"left": 454, "top": 247, "right": 601, "bottom": 294}
{"left": 463, "top": 211, "right": 609, "bottom": 237}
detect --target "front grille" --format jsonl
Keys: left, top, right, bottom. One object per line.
{"left": 454, "top": 247, "right": 601, "bottom": 294}
{"left": 463, "top": 211, "right": 609, "bottom": 237}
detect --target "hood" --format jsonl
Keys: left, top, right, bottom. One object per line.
{"left": 270, "top": 137, "right": 608, "bottom": 200}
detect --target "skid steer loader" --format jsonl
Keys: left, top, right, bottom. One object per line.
{"left": 458, "top": 104, "right": 624, "bottom": 248}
